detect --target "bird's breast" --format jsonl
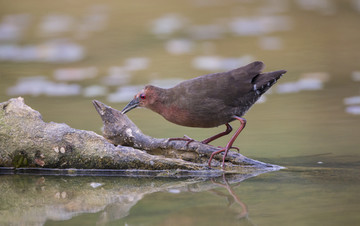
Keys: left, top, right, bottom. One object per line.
{"left": 159, "top": 104, "right": 196, "bottom": 127}
{"left": 152, "top": 103, "right": 231, "bottom": 128}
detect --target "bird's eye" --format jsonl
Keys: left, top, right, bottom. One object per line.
{"left": 140, "top": 94, "right": 146, "bottom": 99}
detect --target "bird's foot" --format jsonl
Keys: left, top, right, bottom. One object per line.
{"left": 169, "top": 135, "right": 225, "bottom": 148}
{"left": 229, "top": 146, "right": 240, "bottom": 153}
{"left": 168, "top": 135, "right": 196, "bottom": 146}
{"left": 215, "top": 146, "right": 240, "bottom": 152}
{"left": 208, "top": 147, "right": 239, "bottom": 169}
{"left": 208, "top": 148, "right": 226, "bottom": 169}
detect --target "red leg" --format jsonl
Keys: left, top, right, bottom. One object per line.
{"left": 201, "top": 123, "right": 232, "bottom": 144}
{"left": 169, "top": 123, "right": 233, "bottom": 147}
{"left": 208, "top": 148, "right": 226, "bottom": 167}
{"left": 208, "top": 117, "right": 247, "bottom": 169}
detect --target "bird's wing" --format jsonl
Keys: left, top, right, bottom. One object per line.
{"left": 204, "top": 61, "right": 265, "bottom": 107}
{"left": 171, "top": 61, "right": 265, "bottom": 109}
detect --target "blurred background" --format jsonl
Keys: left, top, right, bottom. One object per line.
{"left": 1, "top": 0, "right": 360, "bottom": 225}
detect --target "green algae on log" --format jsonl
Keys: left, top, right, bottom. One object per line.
{"left": 0, "top": 97, "right": 283, "bottom": 176}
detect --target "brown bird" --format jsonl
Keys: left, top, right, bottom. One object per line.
{"left": 121, "top": 61, "right": 286, "bottom": 168}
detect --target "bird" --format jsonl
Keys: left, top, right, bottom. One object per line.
{"left": 121, "top": 61, "right": 286, "bottom": 168}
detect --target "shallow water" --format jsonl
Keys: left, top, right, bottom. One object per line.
{"left": 1, "top": 0, "right": 360, "bottom": 225}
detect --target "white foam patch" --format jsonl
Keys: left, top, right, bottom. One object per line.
{"left": 107, "top": 85, "right": 144, "bottom": 103}
{"left": 165, "top": 39, "right": 194, "bottom": 55}
{"left": 7, "top": 76, "right": 81, "bottom": 96}
{"left": 351, "top": 71, "right": 360, "bottom": 81}
{"left": 150, "top": 14, "right": 187, "bottom": 37}
{"left": 102, "top": 66, "right": 131, "bottom": 86}
{"left": 354, "top": 0, "right": 360, "bottom": 12}
{"left": 258, "top": 36, "right": 283, "bottom": 50}
{"left": 229, "top": 15, "right": 292, "bottom": 36}
{"left": 83, "top": 85, "right": 108, "bottom": 97}
{"left": 150, "top": 78, "right": 184, "bottom": 89}
{"left": 187, "top": 24, "right": 225, "bottom": 40}
{"left": 276, "top": 72, "right": 329, "bottom": 94}
{"left": 192, "top": 55, "right": 254, "bottom": 71}
{"left": 343, "top": 96, "right": 360, "bottom": 105}
{"left": 124, "top": 57, "right": 149, "bottom": 71}
{"left": 54, "top": 67, "right": 98, "bottom": 81}
{"left": 0, "top": 40, "right": 85, "bottom": 63}
{"left": 38, "top": 14, "right": 74, "bottom": 35}
{"left": 0, "top": 14, "right": 30, "bottom": 41}
{"left": 345, "top": 106, "right": 360, "bottom": 115}
{"left": 295, "top": 0, "right": 336, "bottom": 15}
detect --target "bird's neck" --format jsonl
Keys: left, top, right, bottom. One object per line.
{"left": 146, "top": 87, "right": 191, "bottom": 126}
{"left": 146, "top": 87, "right": 170, "bottom": 113}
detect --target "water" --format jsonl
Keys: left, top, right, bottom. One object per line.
{"left": 1, "top": 168, "right": 359, "bottom": 226}
{"left": 1, "top": 0, "right": 360, "bottom": 225}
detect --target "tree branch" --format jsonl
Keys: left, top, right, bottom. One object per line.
{"left": 0, "top": 97, "right": 282, "bottom": 176}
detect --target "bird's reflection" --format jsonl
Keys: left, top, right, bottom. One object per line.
{"left": 210, "top": 174, "right": 257, "bottom": 225}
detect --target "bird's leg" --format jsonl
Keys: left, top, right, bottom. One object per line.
{"left": 203, "top": 124, "right": 240, "bottom": 152}
{"left": 169, "top": 123, "right": 233, "bottom": 148}
{"left": 208, "top": 117, "right": 246, "bottom": 168}
{"left": 210, "top": 174, "right": 249, "bottom": 219}
{"left": 201, "top": 123, "right": 232, "bottom": 144}
{"left": 220, "top": 117, "right": 247, "bottom": 168}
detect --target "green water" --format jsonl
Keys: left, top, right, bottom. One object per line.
{"left": 1, "top": 0, "right": 360, "bottom": 225}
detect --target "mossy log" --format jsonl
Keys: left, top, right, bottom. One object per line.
{"left": 0, "top": 97, "right": 282, "bottom": 176}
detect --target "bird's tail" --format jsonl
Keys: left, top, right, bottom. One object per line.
{"left": 252, "top": 70, "right": 287, "bottom": 95}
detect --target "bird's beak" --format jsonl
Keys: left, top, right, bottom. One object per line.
{"left": 121, "top": 98, "right": 140, "bottom": 114}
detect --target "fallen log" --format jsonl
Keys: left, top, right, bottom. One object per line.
{"left": 0, "top": 97, "right": 282, "bottom": 176}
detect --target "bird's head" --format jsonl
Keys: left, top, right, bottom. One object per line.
{"left": 121, "top": 85, "right": 155, "bottom": 114}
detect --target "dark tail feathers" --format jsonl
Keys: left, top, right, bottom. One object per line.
{"left": 252, "top": 70, "right": 287, "bottom": 95}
